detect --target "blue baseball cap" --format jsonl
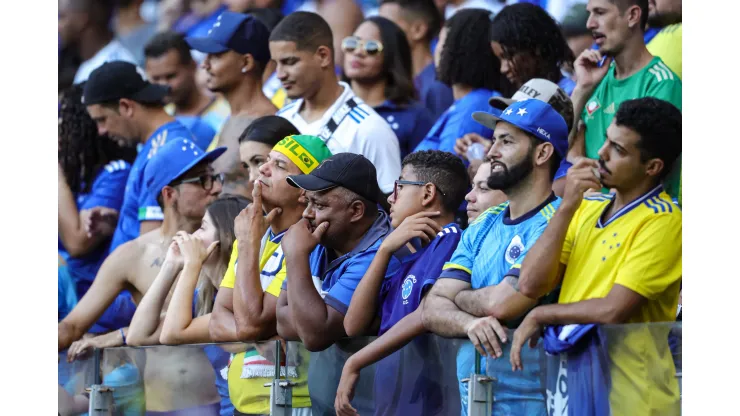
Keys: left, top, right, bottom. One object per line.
{"left": 144, "top": 138, "right": 227, "bottom": 200}
{"left": 185, "top": 12, "right": 271, "bottom": 64}
{"left": 472, "top": 99, "right": 569, "bottom": 158}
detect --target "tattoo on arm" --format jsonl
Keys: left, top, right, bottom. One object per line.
{"left": 150, "top": 257, "right": 163, "bottom": 268}
{"left": 504, "top": 275, "right": 520, "bottom": 292}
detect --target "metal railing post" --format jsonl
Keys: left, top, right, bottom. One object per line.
{"left": 463, "top": 351, "right": 494, "bottom": 416}
{"left": 265, "top": 340, "right": 295, "bottom": 416}
{"left": 86, "top": 384, "right": 114, "bottom": 415}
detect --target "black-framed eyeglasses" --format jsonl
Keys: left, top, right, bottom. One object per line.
{"left": 341, "top": 36, "right": 384, "bottom": 56}
{"left": 393, "top": 180, "right": 445, "bottom": 201}
{"left": 174, "top": 173, "right": 224, "bottom": 191}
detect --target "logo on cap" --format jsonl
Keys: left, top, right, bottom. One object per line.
{"left": 537, "top": 127, "right": 551, "bottom": 139}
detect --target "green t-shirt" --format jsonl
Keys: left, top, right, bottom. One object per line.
{"left": 582, "top": 56, "right": 682, "bottom": 198}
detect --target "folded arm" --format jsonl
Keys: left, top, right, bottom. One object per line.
{"left": 420, "top": 278, "right": 475, "bottom": 338}
{"left": 454, "top": 275, "right": 538, "bottom": 321}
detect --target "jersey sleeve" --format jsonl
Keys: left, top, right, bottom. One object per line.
{"left": 647, "top": 72, "right": 682, "bottom": 111}
{"left": 220, "top": 242, "right": 239, "bottom": 289}
{"left": 417, "top": 228, "right": 463, "bottom": 304}
{"left": 440, "top": 228, "right": 477, "bottom": 283}
{"left": 324, "top": 250, "right": 378, "bottom": 315}
{"left": 265, "top": 258, "right": 287, "bottom": 298}
{"left": 614, "top": 214, "right": 682, "bottom": 300}
{"left": 80, "top": 161, "right": 131, "bottom": 211}
{"left": 439, "top": 106, "right": 493, "bottom": 154}
{"left": 136, "top": 162, "right": 164, "bottom": 222}
{"left": 357, "top": 117, "right": 402, "bottom": 194}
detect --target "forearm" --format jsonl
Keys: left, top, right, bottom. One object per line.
{"left": 209, "top": 290, "right": 239, "bottom": 342}
{"left": 421, "top": 294, "right": 475, "bottom": 338}
{"left": 530, "top": 298, "right": 626, "bottom": 326}
{"left": 455, "top": 281, "right": 537, "bottom": 322}
{"left": 233, "top": 240, "right": 276, "bottom": 340}
{"left": 344, "top": 248, "right": 392, "bottom": 337}
{"left": 519, "top": 206, "right": 576, "bottom": 299}
{"left": 346, "top": 309, "right": 426, "bottom": 372}
{"left": 127, "top": 263, "right": 179, "bottom": 346}
{"left": 160, "top": 262, "right": 201, "bottom": 343}
{"left": 59, "top": 321, "right": 84, "bottom": 351}
{"left": 276, "top": 295, "right": 300, "bottom": 341}
{"left": 58, "top": 178, "right": 100, "bottom": 256}
{"left": 287, "top": 252, "right": 339, "bottom": 348}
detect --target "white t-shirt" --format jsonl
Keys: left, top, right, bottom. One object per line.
{"left": 277, "top": 82, "right": 401, "bottom": 194}
{"left": 73, "top": 39, "right": 140, "bottom": 84}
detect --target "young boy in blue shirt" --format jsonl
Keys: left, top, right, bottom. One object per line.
{"left": 335, "top": 150, "right": 470, "bottom": 416}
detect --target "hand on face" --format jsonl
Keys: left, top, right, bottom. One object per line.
{"left": 574, "top": 49, "right": 613, "bottom": 91}
{"left": 173, "top": 231, "right": 219, "bottom": 267}
{"left": 562, "top": 157, "right": 602, "bottom": 210}
{"left": 234, "top": 181, "right": 282, "bottom": 244}
{"left": 283, "top": 218, "right": 329, "bottom": 257}
{"left": 381, "top": 211, "right": 442, "bottom": 254}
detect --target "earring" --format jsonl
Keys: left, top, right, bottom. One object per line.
{"left": 241, "top": 68, "right": 247, "bottom": 73}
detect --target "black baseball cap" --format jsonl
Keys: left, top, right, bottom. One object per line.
{"left": 286, "top": 153, "right": 382, "bottom": 204}
{"left": 82, "top": 61, "right": 168, "bottom": 106}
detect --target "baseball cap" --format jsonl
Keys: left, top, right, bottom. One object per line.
{"left": 472, "top": 99, "right": 569, "bottom": 158}
{"left": 489, "top": 78, "right": 574, "bottom": 131}
{"left": 286, "top": 153, "right": 382, "bottom": 204}
{"left": 272, "top": 135, "right": 333, "bottom": 174}
{"left": 144, "top": 137, "right": 227, "bottom": 200}
{"left": 561, "top": 3, "right": 590, "bottom": 38}
{"left": 82, "top": 61, "right": 169, "bottom": 106}
{"left": 186, "top": 12, "right": 271, "bottom": 64}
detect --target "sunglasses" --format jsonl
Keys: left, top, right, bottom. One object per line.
{"left": 341, "top": 36, "right": 384, "bottom": 56}
{"left": 392, "top": 180, "right": 446, "bottom": 201}
{"left": 174, "top": 173, "right": 225, "bottom": 191}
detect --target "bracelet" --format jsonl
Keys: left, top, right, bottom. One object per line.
{"left": 120, "top": 328, "right": 126, "bottom": 345}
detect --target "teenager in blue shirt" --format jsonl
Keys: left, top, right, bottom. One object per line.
{"left": 334, "top": 151, "right": 469, "bottom": 416}
{"left": 414, "top": 9, "right": 512, "bottom": 154}
{"left": 377, "top": 0, "right": 454, "bottom": 120}
{"left": 343, "top": 16, "right": 435, "bottom": 159}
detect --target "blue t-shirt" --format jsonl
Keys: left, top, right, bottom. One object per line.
{"left": 109, "top": 120, "right": 195, "bottom": 253}
{"left": 372, "top": 223, "right": 462, "bottom": 416}
{"left": 414, "top": 63, "right": 454, "bottom": 121}
{"left": 414, "top": 89, "right": 500, "bottom": 154}
{"left": 175, "top": 115, "right": 217, "bottom": 151}
{"left": 286, "top": 211, "right": 399, "bottom": 314}
{"left": 374, "top": 100, "right": 435, "bottom": 159}
{"left": 59, "top": 160, "right": 131, "bottom": 283}
{"left": 441, "top": 195, "right": 561, "bottom": 416}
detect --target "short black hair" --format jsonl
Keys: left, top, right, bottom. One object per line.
{"left": 269, "top": 11, "right": 334, "bottom": 54}
{"left": 144, "top": 31, "right": 193, "bottom": 65}
{"left": 611, "top": 0, "right": 649, "bottom": 30}
{"left": 438, "top": 9, "right": 510, "bottom": 94}
{"left": 342, "top": 17, "right": 417, "bottom": 105}
{"left": 402, "top": 150, "right": 469, "bottom": 212}
{"left": 489, "top": 3, "right": 575, "bottom": 85}
{"left": 614, "top": 97, "right": 682, "bottom": 180}
{"left": 244, "top": 7, "right": 285, "bottom": 32}
{"left": 379, "top": 0, "right": 442, "bottom": 43}
{"left": 238, "top": 115, "right": 300, "bottom": 145}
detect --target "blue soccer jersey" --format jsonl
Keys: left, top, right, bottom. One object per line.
{"left": 373, "top": 223, "right": 462, "bottom": 416}
{"left": 109, "top": 120, "right": 195, "bottom": 253}
{"left": 441, "top": 195, "right": 560, "bottom": 416}
{"left": 62, "top": 160, "right": 131, "bottom": 284}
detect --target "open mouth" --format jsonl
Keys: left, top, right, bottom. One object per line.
{"left": 593, "top": 33, "right": 606, "bottom": 45}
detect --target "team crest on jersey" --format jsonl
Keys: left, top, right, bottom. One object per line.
{"left": 505, "top": 235, "right": 525, "bottom": 265}
{"left": 586, "top": 100, "right": 601, "bottom": 116}
{"left": 401, "top": 275, "right": 417, "bottom": 305}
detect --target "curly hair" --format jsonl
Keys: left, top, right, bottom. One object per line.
{"left": 438, "top": 9, "right": 510, "bottom": 95}
{"left": 614, "top": 97, "right": 682, "bottom": 180}
{"left": 58, "top": 83, "right": 136, "bottom": 194}
{"left": 489, "top": 3, "right": 575, "bottom": 87}
{"left": 402, "top": 150, "right": 469, "bottom": 212}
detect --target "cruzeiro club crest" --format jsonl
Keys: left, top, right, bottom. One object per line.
{"left": 505, "top": 235, "right": 525, "bottom": 265}
{"left": 401, "top": 275, "right": 417, "bottom": 305}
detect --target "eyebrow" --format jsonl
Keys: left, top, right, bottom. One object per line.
{"left": 493, "top": 132, "right": 513, "bottom": 140}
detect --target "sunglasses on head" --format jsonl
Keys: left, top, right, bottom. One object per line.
{"left": 174, "top": 172, "right": 224, "bottom": 191}
{"left": 341, "top": 36, "right": 384, "bottom": 56}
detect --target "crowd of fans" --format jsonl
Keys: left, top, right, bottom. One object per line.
{"left": 58, "top": 0, "right": 682, "bottom": 415}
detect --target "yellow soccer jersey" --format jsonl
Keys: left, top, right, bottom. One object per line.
{"left": 220, "top": 229, "right": 311, "bottom": 412}
{"left": 558, "top": 185, "right": 681, "bottom": 416}
{"left": 647, "top": 23, "right": 682, "bottom": 79}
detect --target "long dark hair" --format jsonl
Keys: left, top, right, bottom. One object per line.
{"left": 195, "top": 194, "right": 250, "bottom": 316}
{"left": 438, "top": 9, "right": 512, "bottom": 95}
{"left": 58, "top": 83, "right": 136, "bottom": 194}
{"left": 343, "top": 16, "right": 418, "bottom": 106}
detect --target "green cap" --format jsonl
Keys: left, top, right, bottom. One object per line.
{"left": 272, "top": 135, "right": 333, "bottom": 174}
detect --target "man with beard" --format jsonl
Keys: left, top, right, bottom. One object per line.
{"left": 646, "top": 0, "right": 682, "bottom": 78}
{"left": 186, "top": 11, "right": 278, "bottom": 150}
{"left": 570, "top": 0, "right": 681, "bottom": 199}
{"left": 421, "top": 99, "right": 568, "bottom": 416}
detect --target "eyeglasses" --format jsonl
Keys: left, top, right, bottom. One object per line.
{"left": 393, "top": 180, "right": 445, "bottom": 201}
{"left": 341, "top": 36, "right": 384, "bottom": 56}
{"left": 175, "top": 173, "right": 224, "bottom": 191}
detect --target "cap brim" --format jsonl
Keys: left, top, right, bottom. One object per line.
{"left": 472, "top": 111, "right": 504, "bottom": 131}
{"left": 131, "top": 83, "right": 169, "bottom": 104}
{"left": 186, "top": 37, "right": 230, "bottom": 54}
{"left": 286, "top": 174, "right": 338, "bottom": 193}
{"left": 489, "top": 96, "right": 514, "bottom": 110}
{"left": 172, "top": 146, "right": 228, "bottom": 183}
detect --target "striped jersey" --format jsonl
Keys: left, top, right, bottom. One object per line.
{"left": 582, "top": 56, "right": 682, "bottom": 199}
{"left": 276, "top": 82, "right": 401, "bottom": 194}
